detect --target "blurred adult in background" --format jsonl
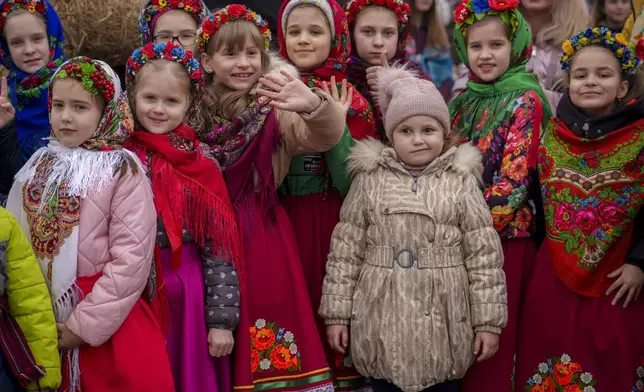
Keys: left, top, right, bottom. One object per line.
{"left": 451, "top": 0, "right": 589, "bottom": 112}
{"left": 591, "top": 0, "right": 633, "bottom": 31}
{"left": 405, "top": 0, "right": 454, "bottom": 100}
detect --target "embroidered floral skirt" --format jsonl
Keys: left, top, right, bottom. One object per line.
{"left": 515, "top": 245, "right": 644, "bottom": 391}
{"left": 160, "top": 244, "right": 232, "bottom": 392}
{"left": 462, "top": 238, "right": 537, "bottom": 392}
{"left": 70, "top": 273, "right": 174, "bottom": 392}
{"left": 233, "top": 201, "right": 334, "bottom": 391}
{"left": 283, "top": 191, "right": 372, "bottom": 392}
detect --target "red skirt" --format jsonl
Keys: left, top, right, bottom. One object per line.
{"left": 70, "top": 273, "right": 175, "bottom": 392}
{"left": 283, "top": 192, "right": 371, "bottom": 391}
{"left": 515, "top": 245, "right": 644, "bottom": 391}
{"left": 462, "top": 238, "right": 537, "bottom": 392}
{"left": 233, "top": 201, "right": 334, "bottom": 391}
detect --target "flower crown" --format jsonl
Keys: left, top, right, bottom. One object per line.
{"left": 453, "top": 0, "right": 519, "bottom": 34}
{"left": 345, "top": 0, "right": 411, "bottom": 31}
{"left": 127, "top": 41, "right": 203, "bottom": 89}
{"left": 0, "top": 0, "right": 47, "bottom": 30}
{"left": 55, "top": 57, "right": 116, "bottom": 102}
{"left": 560, "top": 27, "right": 641, "bottom": 75}
{"left": 142, "top": 0, "right": 204, "bottom": 23}
{"left": 196, "top": 4, "right": 271, "bottom": 52}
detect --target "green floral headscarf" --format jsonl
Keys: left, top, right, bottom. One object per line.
{"left": 448, "top": 1, "right": 552, "bottom": 142}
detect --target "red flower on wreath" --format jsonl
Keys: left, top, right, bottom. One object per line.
{"left": 637, "top": 39, "right": 644, "bottom": 60}
{"left": 252, "top": 328, "right": 276, "bottom": 351}
{"left": 488, "top": 0, "right": 519, "bottom": 11}
{"left": 453, "top": 1, "right": 472, "bottom": 24}
{"left": 227, "top": 4, "right": 247, "bottom": 18}
{"left": 251, "top": 349, "right": 260, "bottom": 372}
{"left": 269, "top": 345, "right": 298, "bottom": 370}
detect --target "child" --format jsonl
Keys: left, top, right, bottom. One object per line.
{"left": 5, "top": 57, "right": 174, "bottom": 392}
{"left": 0, "top": 0, "right": 65, "bottom": 163}
{"left": 277, "top": 1, "right": 373, "bottom": 387}
{"left": 125, "top": 41, "right": 241, "bottom": 392}
{"left": 344, "top": 0, "right": 432, "bottom": 140}
{"left": 0, "top": 0, "right": 65, "bottom": 204}
{"left": 196, "top": 5, "right": 346, "bottom": 391}
{"left": 320, "top": 64, "right": 507, "bottom": 392}
{"left": 404, "top": 0, "right": 454, "bottom": 100}
{"left": 514, "top": 27, "right": 644, "bottom": 391}
{"left": 0, "top": 206, "right": 60, "bottom": 391}
{"left": 447, "top": 1, "right": 551, "bottom": 391}
{"left": 453, "top": 0, "right": 589, "bottom": 111}
{"left": 591, "top": 0, "right": 632, "bottom": 31}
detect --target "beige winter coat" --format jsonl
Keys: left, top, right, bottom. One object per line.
{"left": 319, "top": 139, "right": 507, "bottom": 392}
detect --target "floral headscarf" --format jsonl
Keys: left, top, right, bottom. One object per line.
{"left": 138, "top": 0, "right": 212, "bottom": 45}
{"left": 0, "top": 0, "right": 66, "bottom": 162}
{"left": 278, "top": 0, "right": 376, "bottom": 139}
{"left": 449, "top": 0, "right": 552, "bottom": 150}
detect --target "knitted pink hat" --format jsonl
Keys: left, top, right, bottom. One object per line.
{"left": 375, "top": 65, "right": 450, "bottom": 141}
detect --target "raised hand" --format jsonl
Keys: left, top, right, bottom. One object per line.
{"left": 0, "top": 77, "right": 15, "bottom": 129}
{"left": 256, "top": 70, "right": 322, "bottom": 113}
{"left": 322, "top": 76, "right": 353, "bottom": 118}
{"left": 366, "top": 51, "right": 389, "bottom": 89}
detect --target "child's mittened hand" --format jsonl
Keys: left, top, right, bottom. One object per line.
{"left": 606, "top": 264, "right": 644, "bottom": 308}
{"left": 0, "top": 77, "right": 16, "bottom": 129}
{"left": 473, "top": 331, "right": 499, "bottom": 362}
{"left": 326, "top": 325, "right": 349, "bottom": 354}
{"left": 321, "top": 76, "right": 354, "bottom": 118}
{"left": 256, "top": 70, "right": 322, "bottom": 114}
{"left": 56, "top": 323, "right": 85, "bottom": 350}
{"left": 207, "top": 328, "right": 235, "bottom": 358}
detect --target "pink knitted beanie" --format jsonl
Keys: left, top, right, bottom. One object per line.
{"left": 375, "top": 65, "right": 450, "bottom": 141}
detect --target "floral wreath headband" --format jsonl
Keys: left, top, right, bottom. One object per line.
{"left": 196, "top": 4, "right": 271, "bottom": 53}
{"left": 453, "top": 0, "right": 520, "bottom": 37}
{"left": 345, "top": 0, "right": 411, "bottom": 31}
{"left": 560, "top": 27, "right": 641, "bottom": 75}
{"left": 53, "top": 57, "right": 118, "bottom": 102}
{"left": 127, "top": 41, "right": 204, "bottom": 90}
{"left": 138, "top": 0, "right": 210, "bottom": 44}
{"left": 0, "top": 0, "right": 47, "bottom": 30}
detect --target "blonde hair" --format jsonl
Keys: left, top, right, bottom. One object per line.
{"left": 201, "top": 20, "right": 271, "bottom": 123}
{"left": 521, "top": 0, "right": 589, "bottom": 48}
{"left": 407, "top": 1, "right": 450, "bottom": 49}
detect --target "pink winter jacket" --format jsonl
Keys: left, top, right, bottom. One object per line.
{"left": 64, "top": 168, "right": 156, "bottom": 347}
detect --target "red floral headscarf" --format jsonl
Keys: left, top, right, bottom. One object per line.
{"left": 277, "top": 0, "right": 375, "bottom": 139}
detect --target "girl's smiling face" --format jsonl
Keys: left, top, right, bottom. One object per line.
{"left": 285, "top": 5, "right": 332, "bottom": 71}
{"left": 568, "top": 45, "right": 629, "bottom": 118}
{"left": 466, "top": 17, "right": 511, "bottom": 83}
{"left": 353, "top": 6, "right": 398, "bottom": 65}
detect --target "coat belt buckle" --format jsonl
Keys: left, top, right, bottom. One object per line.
{"left": 394, "top": 248, "right": 416, "bottom": 269}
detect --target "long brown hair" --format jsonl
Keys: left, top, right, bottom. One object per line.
{"left": 407, "top": 0, "right": 450, "bottom": 49}
{"left": 520, "top": 0, "right": 589, "bottom": 48}
{"left": 201, "top": 20, "right": 271, "bottom": 125}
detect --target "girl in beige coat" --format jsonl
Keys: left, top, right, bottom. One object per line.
{"left": 320, "top": 65, "right": 508, "bottom": 392}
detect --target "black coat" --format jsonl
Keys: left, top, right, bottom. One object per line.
{"left": 0, "top": 121, "right": 22, "bottom": 197}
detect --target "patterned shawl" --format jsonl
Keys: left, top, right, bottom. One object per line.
{"left": 278, "top": 0, "right": 376, "bottom": 140}
{"left": 0, "top": 0, "right": 66, "bottom": 162}
{"left": 9, "top": 57, "right": 136, "bottom": 392}
{"left": 448, "top": 4, "right": 551, "bottom": 168}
